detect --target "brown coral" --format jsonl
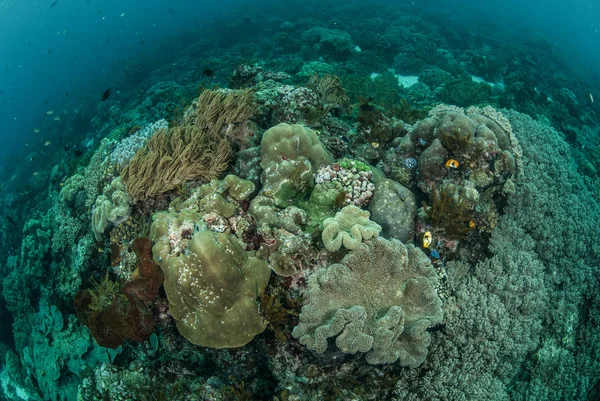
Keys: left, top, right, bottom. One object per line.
{"left": 74, "top": 237, "right": 163, "bottom": 349}
{"left": 121, "top": 89, "right": 256, "bottom": 201}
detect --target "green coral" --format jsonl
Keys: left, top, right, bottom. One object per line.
{"left": 321, "top": 205, "right": 381, "bottom": 252}
{"left": 150, "top": 216, "right": 271, "bottom": 348}
{"left": 21, "top": 300, "right": 119, "bottom": 401}
{"left": 91, "top": 177, "right": 131, "bottom": 241}
{"left": 176, "top": 175, "right": 254, "bottom": 218}
{"left": 293, "top": 237, "right": 442, "bottom": 367}
{"left": 224, "top": 174, "right": 256, "bottom": 200}
{"left": 305, "top": 181, "right": 345, "bottom": 223}
{"left": 59, "top": 174, "right": 86, "bottom": 205}
{"left": 21, "top": 218, "right": 51, "bottom": 277}
{"left": 338, "top": 158, "right": 371, "bottom": 171}
{"left": 259, "top": 123, "right": 333, "bottom": 207}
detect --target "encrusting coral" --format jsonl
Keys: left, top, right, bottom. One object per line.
{"left": 259, "top": 122, "right": 333, "bottom": 206}
{"left": 150, "top": 215, "right": 271, "bottom": 348}
{"left": 293, "top": 237, "right": 443, "bottom": 367}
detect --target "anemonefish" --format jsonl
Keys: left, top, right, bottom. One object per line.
{"left": 423, "top": 231, "right": 432, "bottom": 248}
{"left": 445, "top": 159, "right": 459, "bottom": 168}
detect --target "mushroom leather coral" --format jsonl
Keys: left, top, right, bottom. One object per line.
{"left": 293, "top": 237, "right": 443, "bottom": 367}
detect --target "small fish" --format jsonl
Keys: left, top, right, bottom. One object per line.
{"left": 6, "top": 216, "right": 17, "bottom": 227}
{"left": 73, "top": 150, "right": 83, "bottom": 157}
{"left": 422, "top": 231, "right": 432, "bottom": 249}
{"left": 54, "top": 116, "right": 60, "bottom": 121}
{"left": 47, "top": 49, "right": 52, "bottom": 55}
{"left": 371, "top": 142, "right": 379, "bottom": 149}
{"left": 430, "top": 249, "right": 440, "bottom": 259}
{"left": 469, "top": 220, "right": 476, "bottom": 229}
{"left": 50, "top": 1, "right": 57, "bottom": 7}
{"left": 33, "top": 128, "right": 40, "bottom": 133}
{"left": 419, "top": 138, "right": 428, "bottom": 146}
{"left": 590, "top": 93, "right": 594, "bottom": 103}
{"left": 46, "top": 110, "right": 54, "bottom": 115}
{"left": 98, "top": 247, "right": 104, "bottom": 253}
{"left": 202, "top": 69, "right": 216, "bottom": 78}
{"left": 101, "top": 87, "right": 112, "bottom": 101}
{"left": 120, "top": 12, "right": 125, "bottom": 17}
{"left": 340, "top": 135, "right": 350, "bottom": 143}
{"left": 33, "top": 171, "right": 39, "bottom": 176}
{"left": 30, "top": 156, "right": 35, "bottom": 161}
{"left": 445, "top": 159, "right": 459, "bottom": 168}
{"left": 44, "top": 141, "right": 51, "bottom": 146}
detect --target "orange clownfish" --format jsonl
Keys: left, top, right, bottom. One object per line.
{"left": 422, "top": 231, "right": 432, "bottom": 249}
{"left": 445, "top": 159, "right": 459, "bottom": 168}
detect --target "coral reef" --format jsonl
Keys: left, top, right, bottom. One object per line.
{"left": 74, "top": 238, "right": 162, "bottom": 349}
{"left": 314, "top": 161, "right": 375, "bottom": 207}
{"left": 321, "top": 205, "right": 381, "bottom": 252}
{"left": 110, "top": 119, "right": 169, "bottom": 168}
{"left": 91, "top": 177, "right": 131, "bottom": 241}
{"left": 259, "top": 123, "right": 332, "bottom": 207}
{"left": 121, "top": 89, "right": 255, "bottom": 201}
{"left": 2, "top": 3, "right": 600, "bottom": 399}
{"left": 150, "top": 214, "right": 271, "bottom": 348}
{"left": 293, "top": 237, "right": 443, "bottom": 367}
{"left": 367, "top": 178, "right": 416, "bottom": 243}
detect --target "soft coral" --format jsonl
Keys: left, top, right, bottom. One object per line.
{"left": 74, "top": 237, "right": 163, "bottom": 348}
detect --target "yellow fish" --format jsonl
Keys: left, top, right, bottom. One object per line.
{"left": 423, "top": 231, "right": 432, "bottom": 248}
{"left": 53, "top": 116, "right": 60, "bottom": 121}
{"left": 33, "top": 128, "right": 40, "bottom": 133}
{"left": 46, "top": 110, "right": 54, "bottom": 115}
{"left": 445, "top": 159, "right": 459, "bottom": 168}
{"left": 371, "top": 142, "right": 380, "bottom": 149}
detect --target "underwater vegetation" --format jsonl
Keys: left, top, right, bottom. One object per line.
{"left": 0, "top": 1, "right": 599, "bottom": 401}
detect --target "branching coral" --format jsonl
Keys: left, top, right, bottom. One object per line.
{"left": 121, "top": 89, "right": 256, "bottom": 201}
{"left": 293, "top": 237, "right": 443, "bottom": 367}
{"left": 120, "top": 121, "right": 230, "bottom": 201}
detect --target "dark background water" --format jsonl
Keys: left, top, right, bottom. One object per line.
{"left": 0, "top": 0, "right": 598, "bottom": 183}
